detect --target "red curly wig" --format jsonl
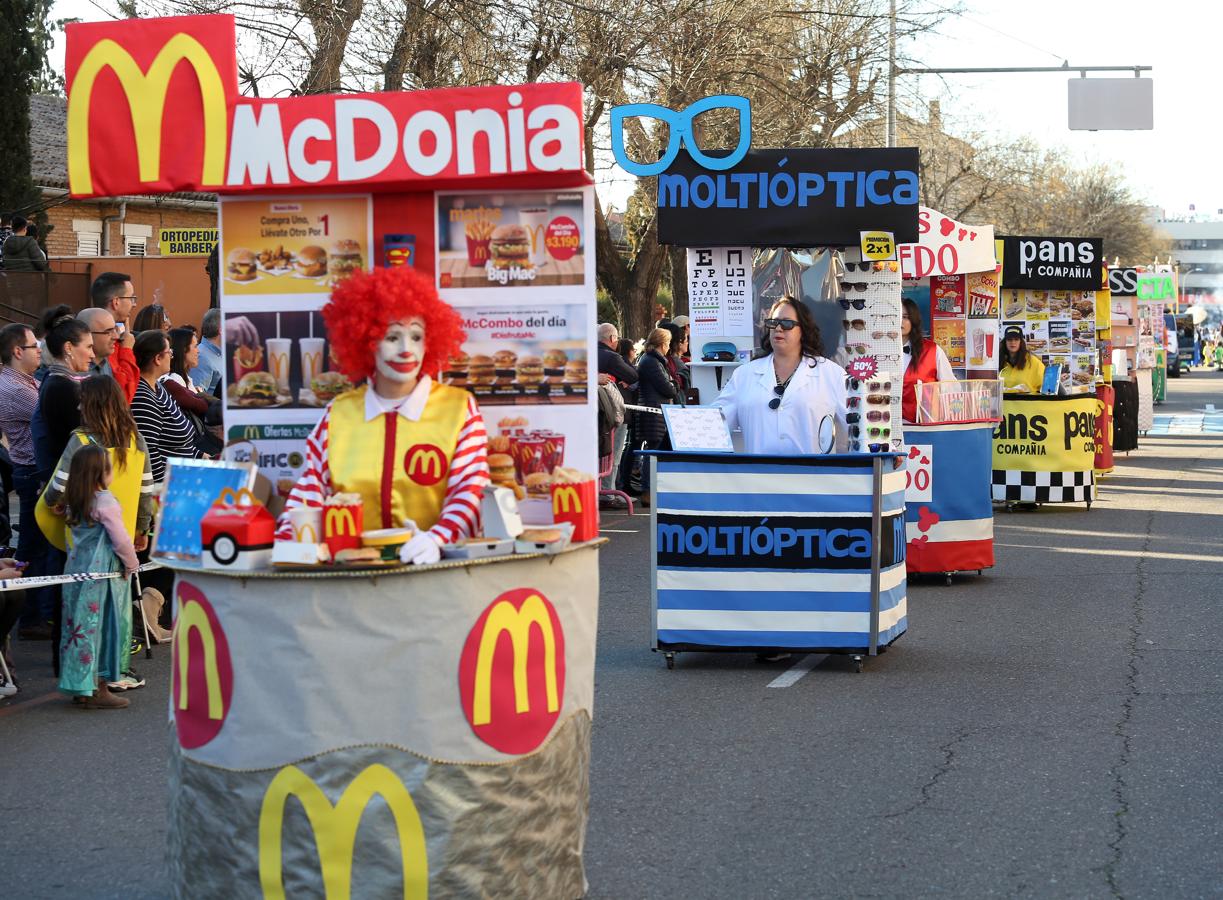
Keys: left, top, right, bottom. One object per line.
{"left": 322, "top": 266, "right": 465, "bottom": 384}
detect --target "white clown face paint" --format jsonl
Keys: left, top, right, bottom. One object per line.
{"left": 375, "top": 317, "right": 426, "bottom": 385}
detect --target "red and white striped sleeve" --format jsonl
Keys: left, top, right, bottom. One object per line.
{"left": 274, "top": 410, "right": 333, "bottom": 541}
{"left": 428, "top": 395, "right": 490, "bottom": 545}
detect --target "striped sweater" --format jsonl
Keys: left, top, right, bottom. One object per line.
{"left": 131, "top": 378, "right": 204, "bottom": 484}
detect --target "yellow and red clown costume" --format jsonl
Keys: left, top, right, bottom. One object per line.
{"left": 276, "top": 267, "right": 489, "bottom": 544}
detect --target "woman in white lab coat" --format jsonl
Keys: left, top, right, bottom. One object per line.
{"left": 712, "top": 297, "right": 848, "bottom": 454}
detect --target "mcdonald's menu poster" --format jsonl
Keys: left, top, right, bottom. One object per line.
{"left": 442, "top": 304, "right": 590, "bottom": 406}
{"left": 225, "top": 423, "right": 314, "bottom": 501}
{"left": 436, "top": 191, "right": 587, "bottom": 290}
{"left": 932, "top": 319, "right": 965, "bottom": 367}
{"left": 219, "top": 195, "right": 371, "bottom": 297}
{"left": 685, "top": 247, "right": 754, "bottom": 337}
{"left": 221, "top": 310, "right": 340, "bottom": 411}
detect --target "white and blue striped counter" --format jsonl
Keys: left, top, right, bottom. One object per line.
{"left": 647, "top": 452, "right": 907, "bottom": 656}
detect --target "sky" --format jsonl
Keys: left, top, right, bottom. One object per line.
{"left": 47, "top": 0, "right": 1214, "bottom": 220}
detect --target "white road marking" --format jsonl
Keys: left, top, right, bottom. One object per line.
{"left": 766, "top": 655, "right": 820, "bottom": 688}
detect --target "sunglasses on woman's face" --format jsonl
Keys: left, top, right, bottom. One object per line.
{"left": 850, "top": 424, "right": 891, "bottom": 438}
{"left": 842, "top": 281, "right": 869, "bottom": 292}
{"left": 847, "top": 410, "right": 891, "bottom": 423}
{"left": 848, "top": 394, "right": 891, "bottom": 407}
{"left": 844, "top": 261, "right": 872, "bottom": 272}
{"left": 843, "top": 319, "right": 867, "bottom": 331}
{"left": 768, "top": 382, "right": 786, "bottom": 410}
{"left": 764, "top": 317, "right": 800, "bottom": 331}
{"left": 839, "top": 297, "right": 866, "bottom": 310}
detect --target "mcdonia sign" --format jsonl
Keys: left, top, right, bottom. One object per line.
{"left": 65, "top": 15, "right": 587, "bottom": 198}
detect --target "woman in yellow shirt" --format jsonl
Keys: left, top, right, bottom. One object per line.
{"left": 999, "top": 325, "right": 1046, "bottom": 393}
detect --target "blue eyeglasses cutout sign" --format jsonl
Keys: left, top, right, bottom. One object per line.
{"left": 610, "top": 95, "right": 752, "bottom": 177}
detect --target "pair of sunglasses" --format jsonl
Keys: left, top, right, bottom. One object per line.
{"left": 839, "top": 297, "right": 866, "bottom": 310}
{"left": 850, "top": 378, "right": 893, "bottom": 392}
{"left": 843, "top": 319, "right": 866, "bottom": 331}
{"left": 850, "top": 424, "right": 891, "bottom": 438}
{"left": 872, "top": 330, "right": 899, "bottom": 340}
{"left": 848, "top": 410, "right": 891, "bottom": 423}
{"left": 873, "top": 261, "right": 899, "bottom": 272}
{"left": 842, "top": 282, "right": 869, "bottom": 292}
{"left": 848, "top": 394, "right": 890, "bottom": 407}
{"left": 844, "top": 261, "right": 872, "bottom": 272}
{"left": 868, "top": 442, "right": 890, "bottom": 452}
{"left": 764, "top": 317, "right": 799, "bottom": 331}
{"left": 846, "top": 343, "right": 869, "bottom": 354}
{"left": 768, "top": 381, "right": 787, "bottom": 410}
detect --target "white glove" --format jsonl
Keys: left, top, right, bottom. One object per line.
{"left": 399, "top": 531, "right": 442, "bottom": 565}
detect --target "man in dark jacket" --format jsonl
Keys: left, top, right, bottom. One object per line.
{"left": 1, "top": 217, "right": 49, "bottom": 271}
{"left": 597, "top": 323, "right": 639, "bottom": 501}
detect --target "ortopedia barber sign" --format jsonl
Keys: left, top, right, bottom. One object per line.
{"left": 158, "top": 228, "right": 217, "bottom": 256}
{"left": 65, "top": 14, "right": 588, "bottom": 198}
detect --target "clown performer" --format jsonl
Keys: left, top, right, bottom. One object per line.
{"left": 276, "top": 267, "right": 489, "bottom": 564}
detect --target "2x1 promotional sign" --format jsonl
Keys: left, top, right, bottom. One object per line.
{"left": 898, "top": 207, "right": 996, "bottom": 277}
{"left": 999, "top": 235, "right": 1104, "bottom": 291}
{"left": 656, "top": 147, "right": 920, "bottom": 247}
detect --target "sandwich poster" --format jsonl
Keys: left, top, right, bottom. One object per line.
{"left": 435, "top": 191, "right": 587, "bottom": 290}
{"left": 218, "top": 195, "right": 372, "bottom": 298}
{"left": 441, "top": 303, "right": 590, "bottom": 406}
{"left": 220, "top": 310, "right": 348, "bottom": 411}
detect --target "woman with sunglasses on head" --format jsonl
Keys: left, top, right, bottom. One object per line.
{"left": 711, "top": 297, "right": 848, "bottom": 454}
{"left": 900, "top": 297, "right": 955, "bottom": 423}
{"left": 998, "top": 324, "right": 1045, "bottom": 394}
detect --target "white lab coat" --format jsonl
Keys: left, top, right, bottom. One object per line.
{"left": 711, "top": 354, "right": 849, "bottom": 454}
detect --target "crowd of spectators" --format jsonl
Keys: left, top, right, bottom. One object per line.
{"left": 0, "top": 272, "right": 222, "bottom": 703}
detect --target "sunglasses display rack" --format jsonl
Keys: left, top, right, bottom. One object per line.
{"left": 837, "top": 252, "right": 904, "bottom": 449}
{"left": 845, "top": 376, "right": 894, "bottom": 453}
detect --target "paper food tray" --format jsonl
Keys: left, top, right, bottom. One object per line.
{"left": 514, "top": 521, "right": 575, "bottom": 555}
{"left": 441, "top": 538, "right": 515, "bottom": 560}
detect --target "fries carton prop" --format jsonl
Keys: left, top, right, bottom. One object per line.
{"left": 549, "top": 467, "right": 598, "bottom": 542}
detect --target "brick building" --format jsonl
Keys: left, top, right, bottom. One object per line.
{"left": 30, "top": 93, "right": 217, "bottom": 258}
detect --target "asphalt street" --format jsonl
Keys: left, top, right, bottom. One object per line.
{"left": 3, "top": 372, "right": 1222, "bottom": 898}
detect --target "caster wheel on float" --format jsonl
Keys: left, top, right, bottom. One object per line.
{"left": 944, "top": 573, "right": 953, "bottom": 586}
{"left": 665, "top": 653, "right": 675, "bottom": 670}
{"left": 851, "top": 655, "right": 864, "bottom": 674}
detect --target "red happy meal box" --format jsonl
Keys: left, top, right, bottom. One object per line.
{"left": 201, "top": 488, "right": 275, "bottom": 570}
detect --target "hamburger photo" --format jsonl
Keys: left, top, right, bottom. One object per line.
{"left": 542, "top": 349, "right": 568, "bottom": 373}
{"left": 516, "top": 356, "right": 545, "bottom": 386}
{"left": 468, "top": 354, "right": 496, "bottom": 385}
{"left": 311, "top": 370, "right": 353, "bottom": 404}
{"left": 329, "top": 239, "right": 364, "bottom": 280}
{"left": 563, "top": 359, "right": 588, "bottom": 384}
{"left": 489, "top": 224, "right": 531, "bottom": 270}
{"left": 235, "top": 371, "right": 279, "bottom": 406}
{"left": 227, "top": 248, "right": 258, "bottom": 282}
{"left": 296, "top": 245, "right": 328, "bottom": 278}
{"left": 493, "top": 349, "right": 518, "bottom": 370}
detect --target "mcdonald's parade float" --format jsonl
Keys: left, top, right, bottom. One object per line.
{"left": 58, "top": 7, "right": 1134, "bottom": 896}
{"left": 64, "top": 13, "right": 609, "bottom": 896}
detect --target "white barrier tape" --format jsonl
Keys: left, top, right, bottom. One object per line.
{"left": 625, "top": 404, "right": 663, "bottom": 415}
{"left": 0, "top": 561, "right": 163, "bottom": 593}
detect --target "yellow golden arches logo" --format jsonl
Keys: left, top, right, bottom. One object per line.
{"left": 403, "top": 444, "right": 445, "bottom": 486}
{"left": 171, "top": 582, "right": 234, "bottom": 748}
{"left": 472, "top": 594, "right": 559, "bottom": 726}
{"left": 324, "top": 507, "right": 358, "bottom": 537}
{"left": 242, "top": 425, "right": 262, "bottom": 441}
{"left": 67, "top": 34, "right": 228, "bottom": 195}
{"left": 176, "top": 599, "right": 223, "bottom": 721}
{"left": 293, "top": 523, "right": 319, "bottom": 543}
{"left": 259, "top": 764, "right": 428, "bottom": 900}
{"left": 552, "top": 485, "right": 583, "bottom": 516}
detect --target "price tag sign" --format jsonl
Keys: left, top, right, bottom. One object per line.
{"left": 860, "top": 230, "right": 896, "bottom": 261}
